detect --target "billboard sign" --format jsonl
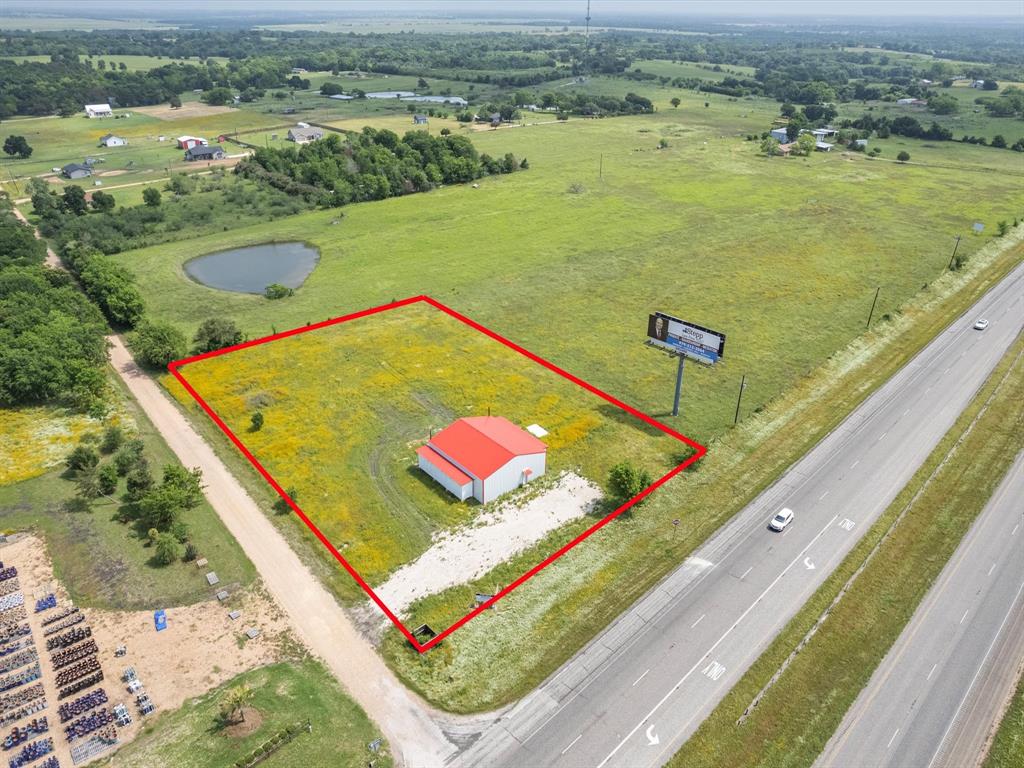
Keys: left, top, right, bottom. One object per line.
{"left": 647, "top": 312, "right": 726, "bottom": 365}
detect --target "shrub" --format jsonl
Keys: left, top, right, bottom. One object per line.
{"left": 264, "top": 283, "right": 294, "bottom": 300}
{"left": 130, "top": 320, "right": 188, "bottom": 369}
{"left": 153, "top": 532, "right": 181, "bottom": 565}
{"left": 251, "top": 411, "right": 265, "bottom": 431}
{"left": 608, "top": 461, "right": 653, "bottom": 505}
{"left": 193, "top": 317, "right": 244, "bottom": 354}
{"left": 897, "top": 150, "right": 911, "bottom": 162}
{"left": 273, "top": 487, "right": 298, "bottom": 514}
{"left": 66, "top": 445, "right": 99, "bottom": 473}
{"left": 97, "top": 463, "right": 119, "bottom": 495}
{"left": 184, "top": 542, "right": 199, "bottom": 562}
{"left": 114, "top": 438, "right": 146, "bottom": 476}
{"left": 100, "top": 425, "right": 124, "bottom": 454}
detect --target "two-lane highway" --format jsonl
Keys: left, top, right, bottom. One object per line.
{"left": 817, "top": 449, "right": 1024, "bottom": 768}
{"left": 455, "top": 259, "right": 1024, "bottom": 768}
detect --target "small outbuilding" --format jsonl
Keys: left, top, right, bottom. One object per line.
{"left": 98, "top": 134, "right": 127, "bottom": 147}
{"left": 287, "top": 126, "right": 324, "bottom": 143}
{"left": 85, "top": 103, "right": 113, "bottom": 118}
{"left": 769, "top": 127, "right": 789, "bottom": 143}
{"left": 184, "top": 145, "right": 225, "bottom": 161}
{"left": 176, "top": 135, "right": 208, "bottom": 150}
{"left": 417, "top": 416, "right": 547, "bottom": 504}
{"left": 62, "top": 163, "right": 93, "bottom": 179}
{"left": 413, "top": 114, "right": 429, "bottom": 125}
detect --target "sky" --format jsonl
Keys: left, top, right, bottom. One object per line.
{"left": 4, "top": 0, "right": 1023, "bottom": 19}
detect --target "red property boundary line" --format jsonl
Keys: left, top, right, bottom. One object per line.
{"left": 168, "top": 296, "right": 706, "bottom": 652}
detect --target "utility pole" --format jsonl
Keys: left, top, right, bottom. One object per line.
{"left": 866, "top": 286, "right": 881, "bottom": 330}
{"left": 734, "top": 374, "right": 747, "bottom": 425}
{"left": 947, "top": 234, "right": 962, "bottom": 270}
{"left": 672, "top": 355, "right": 685, "bottom": 417}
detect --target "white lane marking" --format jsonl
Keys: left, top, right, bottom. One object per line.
{"left": 903, "top": 409, "right": 911, "bottom": 417}
{"left": 887, "top": 728, "right": 900, "bottom": 749}
{"left": 702, "top": 660, "right": 726, "bottom": 681}
{"left": 927, "top": 580, "right": 1024, "bottom": 768}
{"left": 988, "top": 562, "right": 997, "bottom": 576}
{"left": 927, "top": 663, "right": 938, "bottom": 681}
{"left": 960, "top": 609, "right": 969, "bottom": 625}
{"left": 926, "top": 386, "right": 932, "bottom": 394}
{"left": 804, "top": 557, "right": 816, "bottom": 570}
{"left": 645, "top": 725, "right": 660, "bottom": 746}
{"left": 819, "top": 491, "right": 830, "bottom": 501}
{"left": 740, "top": 566, "right": 752, "bottom": 580}
{"left": 851, "top": 460, "right": 860, "bottom": 470}
{"left": 839, "top": 518, "right": 856, "bottom": 532}
{"left": 594, "top": 515, "right": 839, "bottom": 768}
{"left": 690, "top": 614, "right": 706, "bottom": 629}
{"left": 561, "top": 734, "right": 582, "bottom": 755}
{"left": 1013, "top": 524, "right": 1019, "bottom": 536}
{"left": 632, "top": 669, "right": 650, "bottom": 687}
{"left": 878, "top": 432, "right": 887, "bottom": 442}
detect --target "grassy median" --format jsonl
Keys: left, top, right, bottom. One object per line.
{"left": 669, "top": 330, "right": 1024, "bottom": 768}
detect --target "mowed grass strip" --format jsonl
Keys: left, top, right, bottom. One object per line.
{"left": 170, "top": 302, "right": 677, "bottom": 589}
{"left": 668, "top": 331, "right": 1024, "bottom": 768}
{"left": 100, "top": 659, "right": 390, "bottom": 768}
{"left": 985, "top": 671, "right": 1024, "bottom": 768}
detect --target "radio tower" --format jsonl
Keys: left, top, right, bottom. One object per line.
{"left": 585, "top": 0, "right": 592, "bottom": 41}
{"left": 582, "top": 0, "right": 592, "bottom": 74}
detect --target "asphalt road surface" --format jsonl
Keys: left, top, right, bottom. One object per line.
{"left": 816, "top": 449, "right": 1024, "bottom": 768}
{"left": 456, "top": 261, "right": 1024, "bottom": 768}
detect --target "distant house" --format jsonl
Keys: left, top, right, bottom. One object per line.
{"left": 815, "top": 142, "right": 834, "bottom": 152}
{"left": 853, "top": 139, "right": 868, "bottom": 148}
{"left": 328, "top": 94, "right": 354, "bottom": 100}
{"left": 84, "top": 103, "right": 113, "bottom": 119}
{"left": 287, "top": 126, "right": 324, "bottom": 144}
{"left": 184, "top": 145, "right": 225, "bottom": 162}
{"left": 291, "top": 67, "right": 307, "bottom": 74}
{"left": 778, "top": 142, "right": 796, "bottom": 156}
{"left": 366, "top": 91, "right": 417, "bottom": 99}
{"left": 98, "top": 134, "right": 127, "bottom": 147}
{"left": 896, "top": 97, "right": 916, "bottom": 105}
{"left": 413, "top": 114, "right": 429, "bottom": 125}
{"left": 62, "top": 163, "right": 93, "bottom": 179}
{"left": 416, "top": 416, "right": 547, "bottom": 504}
{"left": 769, "top": 127, "right": 789, "bottom": 143}
{"left": 400, "top": 95, "right": 469, "bottom": 106}
{"left": 970, "top": 79, "right": 986, "bottom": 88}
{"left": 489, "top": 112, "right": 502, "bottom": 127}
{"left": 176, "top": 136, "right": 208, "bottom": 150}
{"left": 811, "top": 128, "right": 837, "bottom": 140}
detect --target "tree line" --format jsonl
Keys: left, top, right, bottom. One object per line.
{"left": 236, "top": 128, "right": 526, "bottom": 206}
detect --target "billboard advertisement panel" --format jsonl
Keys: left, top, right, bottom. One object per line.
{"left": 647, "top": 312, "right": 726, "bottom": 364}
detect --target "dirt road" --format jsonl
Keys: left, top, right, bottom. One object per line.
{"left": 106, "top": 335, "right": 456, "bottom": 767}
{"left": 9, "top": 204, "right": 63, "bottom": 269}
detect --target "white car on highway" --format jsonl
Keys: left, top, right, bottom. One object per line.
{"left": 973, "top": 318, "right": 990, "bottom": 330}
{"left": 769, "top": 508, "right": 795, "bottom": 532}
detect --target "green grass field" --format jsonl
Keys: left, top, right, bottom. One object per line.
{"left": 0, "top": 370, "right": 255, "bottom": 610}
{"left": 670, "top": 328, "right": 1024, "bottom": 768}
{"left": 985, "top": 670, "right": 1024, "bottom": 768}
{"left": 99, "top": 660, "right": 390, "bottom": 768}
{"left": 170, "top": 301, "right": 675, "bottom": 589}
{"left": 102, "top": 97, "right": 1024, "bottom": 708}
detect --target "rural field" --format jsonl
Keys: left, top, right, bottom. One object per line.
{"left": 102, "top": 95, "right": 1024, "bottom": 708}
{"left": 102, "top": 659, "right": 391, "bottom": 768}
{"left": 169, "top": 300, "right": 678, "bottom": 592}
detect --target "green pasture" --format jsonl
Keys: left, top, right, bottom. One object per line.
{"left": 0, "top": 107, "right": 276, "bottom": 181}
{"left": 0, "top": 16, "right": 174, "bottom": 31}
{"left": 0, "top": 371, "right": 255, "bottom": 611}
{"left": 169, "top": 302, "right": 675, "bottom": 589}
{"left": 632, "top": 58, "right": 757, "bottom": 80}
{"left": 98, "top": 660, "right": 390, "bottom": 768}
{"left": 107, "top": 105, "right": 1023, "bottom": 708}
{"left": 0, "top": 54, "right": 226, "bottom": 71}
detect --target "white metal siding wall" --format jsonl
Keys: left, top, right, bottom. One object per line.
{"left": 418, "top": 454, "right": 472, "bottom": 501}
{"left": 481, "top": 453, "right": 546, "bottom": 503}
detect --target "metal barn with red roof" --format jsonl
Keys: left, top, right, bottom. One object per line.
{"left": 417, "top": 416, "right": 547, "bottom": 503}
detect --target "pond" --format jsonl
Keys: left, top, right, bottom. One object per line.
{"left": 183, "top": 242, "right": 320, "bottom": 294}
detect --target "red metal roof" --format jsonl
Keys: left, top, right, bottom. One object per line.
{"left": 428, "top": 416, "right": 546, "bottom": 480}
{"left": 416, "top": 445, "right": 472, "bottom": 486}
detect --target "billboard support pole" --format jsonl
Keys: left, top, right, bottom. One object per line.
{"left": 672, "top": 355, "right": 685, "bottom": 417}
{"left": 865, "top": 286, "right": 880, "bottom": 330}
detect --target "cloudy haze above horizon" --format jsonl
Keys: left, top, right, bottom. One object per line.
{"left": 3, "top": 0, "right": 1022, "bottom": 19}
